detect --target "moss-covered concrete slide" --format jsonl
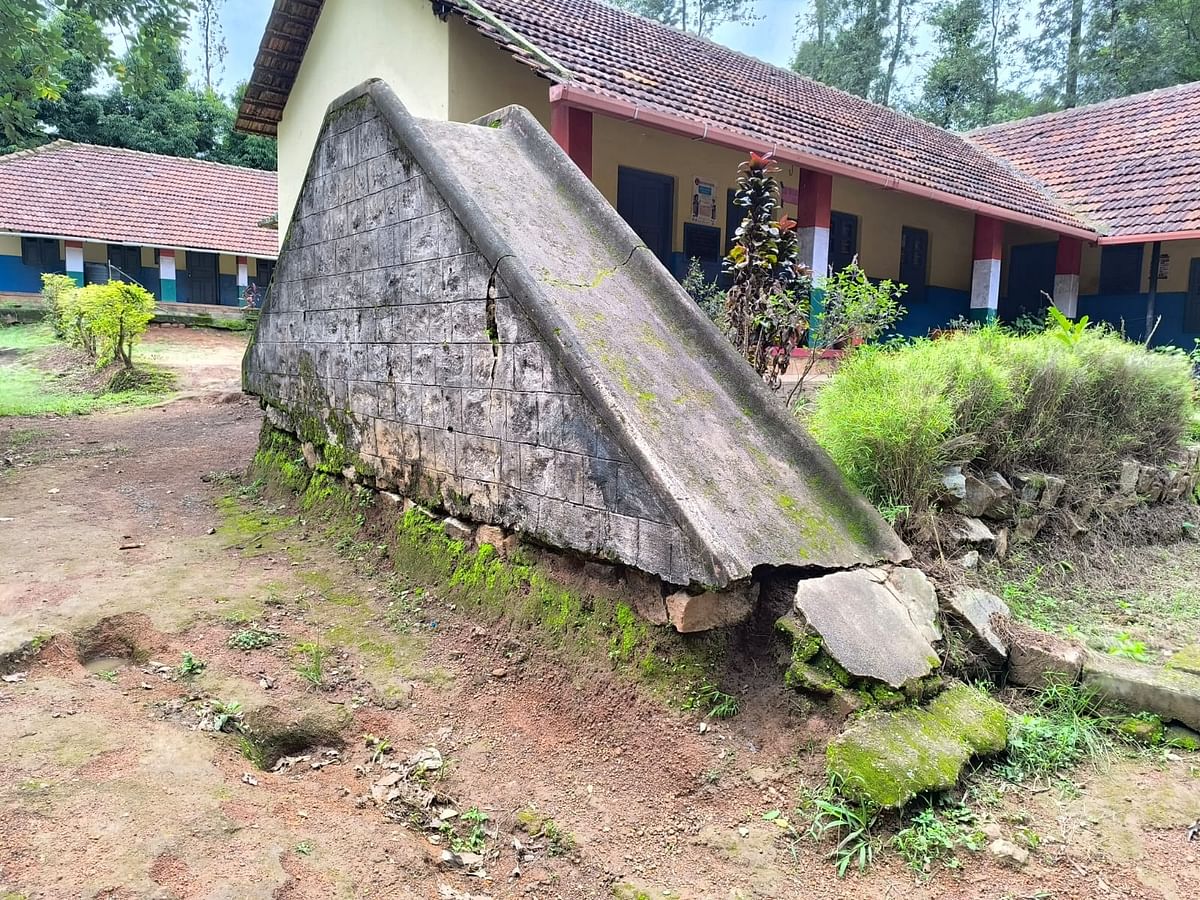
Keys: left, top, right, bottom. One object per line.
{"left": 243, "top": 79, "right": 907, "bottom": 594}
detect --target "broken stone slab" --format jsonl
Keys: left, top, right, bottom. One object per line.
{"left": 944, "top": 588, "right": 1010, "bottom": 662}
{"left": 1039, "top": 475, "right": 1066, "bottom": 509}
{"left": 950, "top": 516, "right": 995, "bottom": 546}
{"left": 954, "top": 473, "right": 998, "bottom": 518}
{"left": 941, "top": 466, "right": 967, "bottom": 500}
{"left": 826, "top": 683, "right": 1008, "bottom": 808}
{"left": 1165, "top": 645, "right": 1200, "bottom": 676}
{"left": 1011, "top": 473, "right": 1045, "bottom": 504}
{"left": 885, "top": 567, "right": 941, "bottom": 646}
{"left": 665, "top": 583, "right": 755, "bottom": 633}
{"left": 988, "top": 839, "right": 1029, "bottom": 868}
{"left": 1082, "top": 651, "right": 1200, "bottom": 731}
{"left": 1000, "top": 621, "right": 1084, "bottom": 690}
{"left": 442, "top": 517, "right": 473, "bottom": 542}
{"left": 792, "top": 569, "right": 939, "bottom": 689}
{"left": 981, "top": 473, "right": 1014, "bottom": 519}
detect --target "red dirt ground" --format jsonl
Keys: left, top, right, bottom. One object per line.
{"left": 1, "top": 326, "right": 1196, "bottom": 899}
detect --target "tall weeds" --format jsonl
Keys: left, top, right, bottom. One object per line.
{"left": 808, "top": 324, "right": 1195, "bottom": 511}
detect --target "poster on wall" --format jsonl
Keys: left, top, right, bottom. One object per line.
{"left": 691, "top": 177, "right": 717, "bottom": 225}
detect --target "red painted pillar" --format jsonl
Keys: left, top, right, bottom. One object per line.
{"left": 1053, "top": 235, "right": 1082, "bottom": 318}
{"left": 970, "top": 215, "right": 1003, "bottom": 322}
{"left": 549, "top": 102, "right": 593, "bottom": 179}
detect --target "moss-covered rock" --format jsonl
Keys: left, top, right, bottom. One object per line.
{"left": 1116, "top": 715, "right": 1164, "bottom": 745}
{"left": 1165, "top": 644, "right": 1200, "bottom": 676}
{"left": 1164, "top": 724, "right": 1200, "bottom": 751}
{"left": 827, "top": 682, "right": 1008, "bottom": 808}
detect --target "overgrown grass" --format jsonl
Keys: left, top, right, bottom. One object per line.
{"left": 808, "top": 323, "right": 1195, "bottom": 512}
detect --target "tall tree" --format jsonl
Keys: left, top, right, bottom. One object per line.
{"left": 195, "top": 0, "right": 227, "bottom": 92}
{"left": 877, "top": 0, "right": 911, "bottom": 106}
{"left": 609, "top": 0, "right": 757, "bottom": 36}
{"left": 1080, "top": 0, "right": 1200, "bottom": 102}
{"left": 914, "top": 0, "right": 993, "bottom": 128}
{"left": 0, "top": 0, "right": 193, "bottom": 148}
{"left": 791, "top": 0, "right": 893, "bottom": 101}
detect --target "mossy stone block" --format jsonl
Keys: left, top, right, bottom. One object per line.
{"left": 1165, "top": 645, "right": 1200, "bottom": 676}
{"left": 1117, "top": 715, "right": 1164, "bottom": 745}
{"left": 827, "top": 683, "right": 1008, "bottom": 808}
{"left": 1164, "top": 724, "right": 1200, "bottom": 751}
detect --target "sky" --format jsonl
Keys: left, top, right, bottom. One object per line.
{"left": 186, "top": 0, "right": 806, "bottom": 99}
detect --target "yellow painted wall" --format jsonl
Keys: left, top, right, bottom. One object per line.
{"left": 218, "top": 254, "right": 237, "bottom": 276}
{"left": 1076, "top": 238, "right": 1200, "bottom": 295}
{"left": 0, "top": 234, "right": 21, "bottom": 257}
{"left": 277, "top": 0, "right": 451, "bottom": 237}
{"left": 83, "top": 242, "right": 107, "bottom": 264}
{"left": 248, "top": 257, "right": 259, "bottom": 277}
{"left": 447, "top": 18, "right": 549, "bottom": 127}
{"left": 590, "top": 115, "right": 794, "bottom": 256}
{"left": 140, "top": 246, "right": 156, "bottom": 268}
{"left": 832, "top": 178, "right": 975, "bottom": 291}
{"left": 176, "top": 250, "right": 187, "bottom": 271}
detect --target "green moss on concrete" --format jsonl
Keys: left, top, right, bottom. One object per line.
{"left": 1117, "top": 715, "right": 1164, "bottom": 745}
{"left": 1164, "top": 725, "right": 1200, "bottom": 751}
{"left": 827, "top": 683, "right": 1008, "bottom": 808}
{"left": 775, "top": 615, "right": 821, "bottom": 662}
{"left": 1165, "top": 644, "right": 1200, "bottom": 676}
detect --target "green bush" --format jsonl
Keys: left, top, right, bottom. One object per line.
{"left": 40, "top": 273, "right": 80, "bottom": 339}
{"left": 74, "top": 280, "right": 156, "bottom": 368}
{"left": 808, "top": 323, "right": 1195, "bottom": 512}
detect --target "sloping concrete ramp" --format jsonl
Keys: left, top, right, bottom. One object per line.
{"left": 245, "top": 80, "right": 907, "bottom": 587}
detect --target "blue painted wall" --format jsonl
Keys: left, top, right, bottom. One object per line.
{"left": 0, "top": 252, "right": 64, "bottom": 293}
{"left": 893, "top": 285, "right": 969, "bottom": 338}
{"left": 1079, "top": 291, "right": 1196, "bottom": 348}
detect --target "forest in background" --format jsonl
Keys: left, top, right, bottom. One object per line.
{"left": 0, "top": 0, "right": 274, "bottom": 169}
{"left": 2, "top": 0, "right": 1197, "bottom": 169}
{"left": 616, "top": 0, "right": 1200, "bottom": 128}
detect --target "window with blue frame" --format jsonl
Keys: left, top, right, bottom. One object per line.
{"left": 20, "top": 236, "right": 60, "bottom": 270}
{"left": 1099, "top": 243, "right": 1144, "bottom": 295}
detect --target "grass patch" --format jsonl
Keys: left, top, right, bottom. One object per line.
{"left": 808, "top": 322, "right": 1195, "bottom": 514}
{"left": 994, "top": 683, "right": 1110, "bottom": 785}
{"left": 0, "top": 324, "right": 176, "bottom": 417}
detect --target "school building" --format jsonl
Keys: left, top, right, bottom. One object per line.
{"left": 235, "top": 0, "right": 1200, "bottom": 344}
{"left": 0, "top": 141, "right": 278, "bottom": 306}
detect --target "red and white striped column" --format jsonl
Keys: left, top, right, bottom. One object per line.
{"left": 65, "top": 240, "right": 84, "bottom": 286}
{"left": 237, "top": 256, "right": 249, "bottom": 303}
{"left": 159, "top": 249, "right": 177, "bottom": 302}
{"left": 1053, "top": 236, "right": 1082, "bottom": 318}
{"left": 796, "top": 168, "right": 832, "bottom": 344}
{"left": 970, "top": 215, "right": 1003, "bottom": 322}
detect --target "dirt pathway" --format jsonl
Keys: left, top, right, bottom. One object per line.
{"left": 1, "top": 327, "right": 1196, "bottom": 899}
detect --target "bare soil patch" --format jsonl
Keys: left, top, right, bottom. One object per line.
{"left": 0, "top": 330, "right": 1197, "bottom": 899}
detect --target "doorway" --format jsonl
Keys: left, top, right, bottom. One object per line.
{"left": 899, "top": 226, "right": 929, "bottom": 304}
{"left": 617, "top": 167, "right": 674, "bottom": 265}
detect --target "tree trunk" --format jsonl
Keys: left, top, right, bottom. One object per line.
{"left": 879, "top": 0, "right": 906, "bottom": 106}
{"left": 1065, "top": 0, "right": 1083, "bottom": 107}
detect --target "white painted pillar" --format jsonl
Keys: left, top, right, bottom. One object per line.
{"left": 159, "top": 248, "right": 177, "bottom": 302}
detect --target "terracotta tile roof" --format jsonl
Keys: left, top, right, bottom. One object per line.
{"left": 969, "top": 82, "right": 1200, "bottom": 239}
{"left": 0, "top": 141, "right": 279, "bottom": 257}
{"left": 454, "top": 0, "right": 1090, "bottom": 234}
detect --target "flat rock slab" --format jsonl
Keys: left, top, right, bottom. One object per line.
{"left": 945, "top": 588, "right": 1010, "bottom": 660}
{"left": 1083, "top": 651, "right": 1200, "bottom": 731}
{"left": 827, "top": 683, "right": 1008, "bottom": 808}
{"left": 793, "top": 568, "right": 939, "bottom": 688}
